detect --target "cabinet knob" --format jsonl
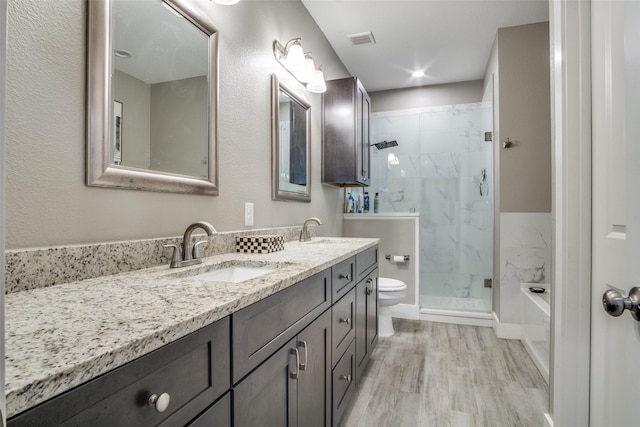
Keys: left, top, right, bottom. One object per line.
{"left": 339, "top": 374, "right": 352, "bottom": 382}
{"left": 339, "top": 317, "right": 351, "bottom": 325}
{"left": 147, "top": 392, "right": 171, "bottom": 413}
{"left": 339, "top": 273, "right": 351, "bottom": 281}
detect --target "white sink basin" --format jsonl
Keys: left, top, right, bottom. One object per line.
{"left": 192, "top": 266, "right": 274, "bottom": 283}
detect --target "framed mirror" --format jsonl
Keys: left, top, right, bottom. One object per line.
{"left": 87, "top": 0, "right": 219, "bottom": 195}
{"left": 271, "top": 75, "right": 311, "bottom": 202}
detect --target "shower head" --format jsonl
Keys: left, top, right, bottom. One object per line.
{"left": 372, "top": 140, "right": 398, "bottom": 150}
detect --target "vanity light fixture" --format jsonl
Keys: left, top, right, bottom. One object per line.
{"left": 274, "top": 38, "right": 327, "bottom": 93}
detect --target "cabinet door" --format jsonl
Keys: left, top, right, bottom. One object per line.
{"left": 366, "top": 272, "right": 379, "bottom": 353}
{"left": 297, "top": 310, "right": 331, "bottom": 427}
{"left": 357, "top": 80, "right": 371, "bottom": 186}
{"left": 354, "top": 278, "right": 369, "bottom": 383}
{"left": 234, "top": 338, "right": 298, "bottom": 427}
{"left": 354, "top": 270, "right": 378, "bottom": 384}
{"left": 187, "top": 392, "right": 231, "bottom": 427}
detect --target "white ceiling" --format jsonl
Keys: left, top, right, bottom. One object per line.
{"left": 113, "top": 0, "right": 209, "bottom": 84}
{"left": 302, "top": 0, "right": 549, "bottom": 92}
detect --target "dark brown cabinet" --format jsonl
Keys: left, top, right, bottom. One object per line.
{"left": 9, "top": 246, "right": 378, "bottom": 427}
{"left": 354, "top": 245, "right": 379, "bottom": 385}
{"left": 322, "top": 77, "right": 371, "bottom": 187}
{"left": 8, "top": 318, "right": 231, "bottom": 427}
{"left": 234, "top": 309, "right": 332, "bottom": 427}
{"left": 355, "top": 270, "right": 378, "bottom": 384}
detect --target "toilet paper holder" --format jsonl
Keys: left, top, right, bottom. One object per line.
{"left": 385, "top": 254, "right": 410, "bottom": 261}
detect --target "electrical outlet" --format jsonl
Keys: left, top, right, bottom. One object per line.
{"left": 245, "top": 203, "right": 254, "bottom": 226}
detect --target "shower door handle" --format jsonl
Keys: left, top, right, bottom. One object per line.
{"left": 602, "top": 287, "right": 640, "bottom": 321}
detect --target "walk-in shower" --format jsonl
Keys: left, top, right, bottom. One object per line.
{"left": 369, "top": 96, "right": 494, "bottom": 316}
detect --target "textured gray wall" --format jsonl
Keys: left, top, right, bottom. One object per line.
{"left": 370, "top": 80, "right": 484, "bottom": 112}
{"left": 5, "top": 0, "right": 349, "bottom": 249}
{"left": 113, "top": 70, "right": 151, "bottom": 170}
{"left": 498, "top": 22, "right": 551, "bottom": 213}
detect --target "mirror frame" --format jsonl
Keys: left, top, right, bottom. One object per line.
{"left": 271, "top": 74, "right": 311, "bottom": 202}
{"left": 86, "top": 0, "right": 219, "bottom": 195}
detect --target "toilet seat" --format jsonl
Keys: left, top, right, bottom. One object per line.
{"left": 379, "top": 277, "right": 407, "bottom": 292}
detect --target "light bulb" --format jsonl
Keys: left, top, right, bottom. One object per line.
{"left": 285, "top": 41, "right": 306, "bottom": 74}
{"left": 307, "top": 68, "right": 326, "bottom": 93}
{"left": 298, "top": 55, "right": 316, "bottom": 83}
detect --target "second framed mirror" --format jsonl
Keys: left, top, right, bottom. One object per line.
{"left": 271, "top": 75, "right": 311, "bottom": 202}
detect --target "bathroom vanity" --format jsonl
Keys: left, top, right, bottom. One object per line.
{"left": 5, "top": 238, "right": 379, "bottom": 426}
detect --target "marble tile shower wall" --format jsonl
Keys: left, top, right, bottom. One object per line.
{"left": 4, "top": 226, "right": 304, "bottom": 294}
{"left": 499, "top": 213, "right": 552, "bottom": 324}
{"left": 370, "top": 104, "right": 492, "bottom": 306}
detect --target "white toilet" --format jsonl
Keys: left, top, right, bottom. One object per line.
{"left": 378, "top": 277, "right": 407, "bottom": 337}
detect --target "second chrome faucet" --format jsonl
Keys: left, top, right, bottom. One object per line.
{"left": 166, "top": 221, "right": 218, "bottom": 268}
{"left": 299, "top": 217, "right": 322, "bottom": 242}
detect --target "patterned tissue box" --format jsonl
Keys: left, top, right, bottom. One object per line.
{"left": 236, "top": 235, "right": 285, "bottom": 253}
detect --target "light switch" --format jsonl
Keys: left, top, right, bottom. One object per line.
{"left": 245, "top": 203, "right": 254, "bottom": 226}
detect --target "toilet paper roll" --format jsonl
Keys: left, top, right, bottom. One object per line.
{"left": 393, "top": 255, "right": 406, "bottom": 263}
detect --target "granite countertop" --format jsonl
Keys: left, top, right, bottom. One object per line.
{"left": 5, "top": 237, "right": 379, "bottom": 418}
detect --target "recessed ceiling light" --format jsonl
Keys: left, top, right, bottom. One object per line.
{"left": 411, "top": 71, "right": 425, "bottom": 78}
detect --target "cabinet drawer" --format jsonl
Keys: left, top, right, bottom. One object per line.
{"left": 187, "top": 392, "right": 231, "bottom": 427}
{"left": 356, "top": 245, "right": 378, "bottom": 282}
{"left": 331, "top": 288, "right": 355, "bottom": 368}
{"left": 331, "top": 256, "right": 355, "bottom": 302}
{"left": 8, "top": 317, "right": 230, "bottom": 427}
{"left": 232, "top": 269, "right": 331, "bottom": 382}
{"left": 332, "top": 340, "right": 356, "bottom": 427}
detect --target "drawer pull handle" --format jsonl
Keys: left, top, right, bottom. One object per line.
{"left": 339, "top": 317, "right": 351, "bottom": 325}
{"left": 340, "top": 374, "right": 352, "bottom": 382}
{"left": 298, "top": 340, "right": 308, "bottom": 371}
{"left": 366, "top": 287, "right": 373, "bottom": 296}
{"left": 366, "top": 277, "right": 374, "bottom": 284}
{"left": 339, "top": 273, "right": 352, "bottom": 281}
{"left": 147, "top": 392, "right": 171, "bottom": 413}
{"left": 290, "top": 348, "right": 300, "bottom": 380}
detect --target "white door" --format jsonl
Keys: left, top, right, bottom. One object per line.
{"left": 591, "top": 0, "right": 640, "bottom": 425}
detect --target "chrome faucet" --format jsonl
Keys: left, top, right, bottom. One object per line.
{"left": 165, "top": 221, "right": 218, "bottom": 268}
{"left": 299, "top": 217, "right": 322, "bottom": 242}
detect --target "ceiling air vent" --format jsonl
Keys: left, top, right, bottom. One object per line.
{"left": 347, "top": 31, "right": 376, "bottom": 46}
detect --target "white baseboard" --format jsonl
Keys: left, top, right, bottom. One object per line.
{"left": 390, "top": 303, "right": 420, "bottom": 320}
{"left": 543, "top": 413, "right": 553, "bottom": 427}
{"left": 492, "top": 312, "right": 522, "bottom": 339}
{"left": 419, "top": 308, "right": 494, "bottom": 327}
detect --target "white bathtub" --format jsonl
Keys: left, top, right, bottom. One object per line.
{"left": 521, "top": 283, "right": 550, "bottom": 383}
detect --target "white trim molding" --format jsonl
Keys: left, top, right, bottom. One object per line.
{"left": 390, "top": 303, "right": 420, "bottom": 320}
{"left": 549, "top": 0, "right": 592, "bottom": 425}
{"left": 492, "top": 312, "right": 522, "bottom": 339}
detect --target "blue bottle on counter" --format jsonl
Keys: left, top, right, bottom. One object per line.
{"left": 346, "top": 191, "right": 355, "bottom": 213}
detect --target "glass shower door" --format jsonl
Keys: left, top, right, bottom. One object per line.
{"left": 419, "top": 99, "right": 493, "bottom": 313}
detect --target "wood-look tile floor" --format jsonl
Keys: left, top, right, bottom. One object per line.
{"left": 341, "top": 319, "right": 549, "bottom": 427}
